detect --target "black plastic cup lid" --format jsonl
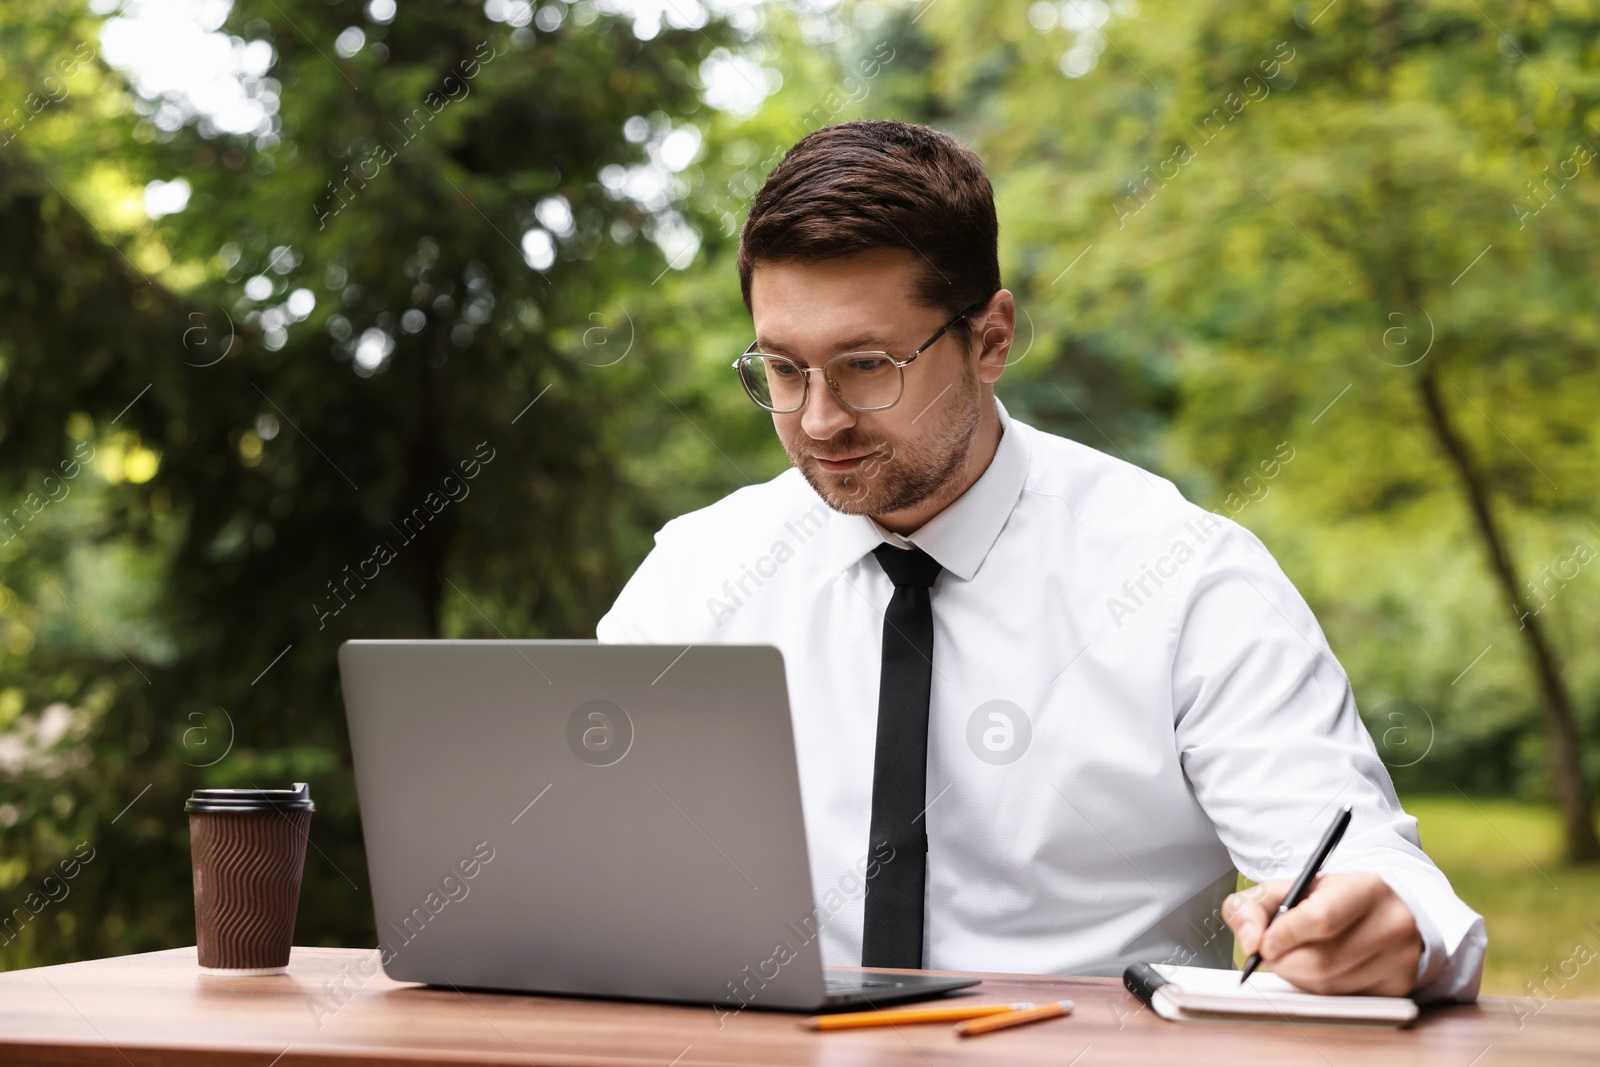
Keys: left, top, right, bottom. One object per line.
{"left": 185, "top": 782, "right": 315, "bottom": 813}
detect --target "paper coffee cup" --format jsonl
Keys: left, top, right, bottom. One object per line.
{"left": 186, "top": 783, "right": 314, "bottom": 975}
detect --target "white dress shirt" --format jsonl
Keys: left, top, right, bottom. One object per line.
{"left": 596, "top": 396, "right": 1486, "bottom": 1001}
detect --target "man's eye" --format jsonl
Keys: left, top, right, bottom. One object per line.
{"left": 768, "top": 361, "right": 800, "bottom": 377}
{"left": 848, "top": 357, "right": 891, "bottom": 374}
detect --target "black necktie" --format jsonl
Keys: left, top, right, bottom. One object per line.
{"left": 862, "top": 543, "right": 942, "bottom": 969}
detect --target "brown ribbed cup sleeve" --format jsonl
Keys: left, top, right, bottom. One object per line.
{"left": 189, "top": 810, "right": 311, "bottom": 970}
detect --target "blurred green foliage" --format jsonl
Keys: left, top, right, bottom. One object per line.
{"left": 911, "top": 0, "right": 1600, "bottom": 852}
{"left": 1, "top": 0, "right": 1597, "bottom": 983}
{"left": 1406, "top": 796, "right": 1600, "bottom": 998}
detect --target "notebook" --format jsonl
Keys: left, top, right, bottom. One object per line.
{"left": 1123, "top": 963, "right": 1419, "bottom": 1027}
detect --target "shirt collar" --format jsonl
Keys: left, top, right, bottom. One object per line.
{"left": 822, "top": 396, "right": 1029, "bottom": 582}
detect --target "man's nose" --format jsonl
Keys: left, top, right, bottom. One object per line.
{"left": 799, "top": 372, "right": 857, "bottom": 440}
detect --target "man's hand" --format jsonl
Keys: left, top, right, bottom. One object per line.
{"left": 1222, "top": 872, "right": 1423, "bottom": 996}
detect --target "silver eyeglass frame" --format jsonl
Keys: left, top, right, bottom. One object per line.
{"left": 732, "top": 297, "right": 992, "bottom": 414}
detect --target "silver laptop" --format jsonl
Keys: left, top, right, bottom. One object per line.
{"left": 337, "top": 639, "right": 979, "bottom": 1011}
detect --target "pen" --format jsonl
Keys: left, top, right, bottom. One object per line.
{"left": 1239, "top": 803, "right": 1353, "bottom": 985}
{"left": 800, "top": 1001, "right": 1034, "bottom": 1030}
{"left": 955, "top": 999, "right": 1073, "bottom": 1036}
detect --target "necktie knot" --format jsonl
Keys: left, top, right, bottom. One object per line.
{"left": 873, "top": 544, "right": 942, "bottom": 589}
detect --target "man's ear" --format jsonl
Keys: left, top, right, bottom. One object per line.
{"left": 974, "top": 291, "right": 1015, "bottom": 384}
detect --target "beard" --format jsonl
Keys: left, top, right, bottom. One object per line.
{"left": 786, "top": 371, "right": 983, "bottom": 518}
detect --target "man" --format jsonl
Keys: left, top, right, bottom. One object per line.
{"left": 597, "top": 119, "right": 1485, "bottom": 1000}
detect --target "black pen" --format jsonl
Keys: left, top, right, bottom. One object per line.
{"left": 1238, "top": 803, "right": 1353, "bottom": 985}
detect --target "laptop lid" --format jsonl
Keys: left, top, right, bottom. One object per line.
{"left": 338, "top": 639, "right": 836, "bottom": 1009}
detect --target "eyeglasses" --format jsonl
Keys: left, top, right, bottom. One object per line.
{"left": 732, "top": 298, "right": 991, "bottom": 414}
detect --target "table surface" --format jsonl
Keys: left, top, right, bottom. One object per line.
{"left": 0, "top": 947, "right": 1595, "bottom": 1066}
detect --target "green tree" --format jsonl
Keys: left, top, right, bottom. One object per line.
{"left": 916, "top": 0, "right": 1600, "bottom": 859}
{"left": 1, "top": 0, "right": 738, "bottom": 966}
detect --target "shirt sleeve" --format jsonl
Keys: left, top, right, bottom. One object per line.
{"left": 1167, "top": 513, "right": 1487, "bottom": 1002}
{"left": 595, "top": 518, "right": 685, "bottom": 643}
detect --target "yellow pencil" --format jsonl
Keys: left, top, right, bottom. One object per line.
{"left": 800, "top": 1001, "right": 1035, "bottom": 1031}
{"left": 955, "top": 999, "right": 1074, "bottom": 1036}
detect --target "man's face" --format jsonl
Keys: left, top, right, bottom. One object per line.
{"left": 749, "top": 249, "right": 1002, "bottom": 519}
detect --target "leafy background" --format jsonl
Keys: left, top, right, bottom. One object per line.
{"left": 1, "top": 0, "right": 1597, "bottom": 1000}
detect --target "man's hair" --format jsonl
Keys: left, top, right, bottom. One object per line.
{"left": 736, "top": 120, "right": 1000, "bottom": 344}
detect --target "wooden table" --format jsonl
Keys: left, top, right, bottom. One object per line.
{"left": 1, "top": 947, "right": 1595, "bottom": 1065}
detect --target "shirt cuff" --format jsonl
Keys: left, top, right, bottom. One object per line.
{"left": 1374, "top": 867, "right": 1486, "bottom": 1002}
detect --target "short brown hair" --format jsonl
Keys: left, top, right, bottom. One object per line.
{"left": 736, "top": 120, "right": 1000, "bottom": 341}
